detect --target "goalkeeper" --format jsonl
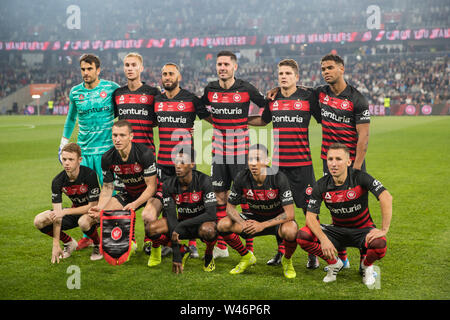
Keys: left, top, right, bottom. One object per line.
{"left": 59, "top": 53, "right": 120, "bottom": 249}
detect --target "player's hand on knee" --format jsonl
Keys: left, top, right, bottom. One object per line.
{"left": 123, "top": 202, "right": 136, "bottom": 212}
{"left": 88, "top": 206, "right": 101, "bottom": 219}
{"left": 321, "top": 238, "right": 337, "bottom": 260}
{"left": 365, "top": 228, "right": 386, "bottom": 245}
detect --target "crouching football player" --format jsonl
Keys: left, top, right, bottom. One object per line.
{"left": 297, "top": 143, "right": 392, "bottom": 285}
{"left": 34, "top": 143, "right": 101, "bottom": 263}
{"left": 146, "top": 147, "right": 218, "bottom": 273}
{"left": 217, "top": 144, "right": 299, "bottom": 278}
{"left": 87, "top": 120, "right": 158, "bottom": 257}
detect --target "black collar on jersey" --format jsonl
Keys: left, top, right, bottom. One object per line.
{"left": 209, "top": 78, "right": 244, "bottom": 91}
{"left": 324, "top": 81, "right": 353, "bottom": 99}
{"left": 174, "top": 169, "right": 200, "bottom": 193}
{"left": 326, "top": 167, "right": 355, "bottom": 190}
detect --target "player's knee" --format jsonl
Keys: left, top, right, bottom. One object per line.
{"left": 368, "top": 237, "right": 387, "bottom": 250}
{"left": 34, "top": 211, "right": 50, "bottom": 229}
{"left": 216, "top": 217, "right": 232, "bottom": 233}
{"left": 280, "top": 221, "right": 298, "bottom": 242}
{"left": 78, "top": 215, "right": 93, "bottom": 231}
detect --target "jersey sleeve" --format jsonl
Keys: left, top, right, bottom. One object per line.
{"left": 193, "top": 95, "right": 211, "bottom": 120}
{"left": 306, "top": 182, "right": 323, "bottom": 214}
{"left": 260, "top": 100, "right": 272, "bottom": 124}
{"left": 200, "top": 86, "right": 211, "bottom": 106}
{"left": 228, "top": 173, "right": 245, "bottom": 205}
{"left": 51, "top": 175, "right": 63, "bottom": 204}
{"left": 276, "top": 172, "right": 294, "bottom": 206}
{"left": 357, "top": 171, "right": 386, "bottom": 200}
{"left": 101, "top": 153, "right": 114, "bottom": 184}
{"left": 112, "top": 88, "right": 119, "bottom": 118}
{"left": 308, "top": 88, "right": 322, "bottom": 124}
{"left": 62, "top": 89, "right": 77, "bottom": 139}
{"left": 86, "top": 170, "right": 101, "bottom": 203}
{"left": 141, "top": 147, "right": 157, "bottom": 177}
{"left": 247, "top": 83, "right": 266, "bottom": 109}
{"left": 201, "top": 175, "right": 217, "bottom": 209}
{"left": 354, "top": 92, "right": 370, "bottom": 124}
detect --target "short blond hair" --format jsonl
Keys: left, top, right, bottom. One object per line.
{"left": 124, "top": 52, "right": 143, "bottom": 65}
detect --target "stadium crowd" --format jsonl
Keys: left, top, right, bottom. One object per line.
{"left": 1, "top": 0, "right": 449, "bottom": 41}
{"left": 0, "top": 52, "right": 447, "bottom": 109}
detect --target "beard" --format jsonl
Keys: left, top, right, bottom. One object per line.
{"left": 163, "top": 79, "right": 179, "bottom": 91}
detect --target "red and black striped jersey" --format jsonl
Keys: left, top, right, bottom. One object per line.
{"left": 51, "top": 165, "right": 100, "bottom": 207}
{"left": 152, "top": 88, "right": 210, "bottom": 167}
{"left": 162, "top": 170, "right": 217, "bottom": 228}
{"left": 261, "top": 87, "right": 320, "bottom": 167}
{"left": 201, "top": 79, "right": 266, "bottom": 158}
{"left": 101, "top": 142, "right": 157, "bottom": 198}
{"left": 307, "top": 168, "right": 386, "bottom": 229}
{"left": 313, "top": 84, "right": 370, "bottom": 161}
{"left": 113, "top": 84, "right": 159, "bottom": 154}
{"left": 228, "top": 167, "right": 294, "bottom": 218}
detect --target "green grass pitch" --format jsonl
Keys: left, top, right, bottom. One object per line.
{"left": 0, "top": 115, "right": 449, "bottom": 300}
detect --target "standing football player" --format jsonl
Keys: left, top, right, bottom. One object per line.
{"left": 249, "top": 59, "right": 321, "bottom": 267}
{"left": 201, "top": 51, "right": 266, "bottom": 258}
{"left": 113, "top": 52, "right": 161, "bottom": 255}
{"left": 59, "top": 53, "right": 120, "bottom": 250}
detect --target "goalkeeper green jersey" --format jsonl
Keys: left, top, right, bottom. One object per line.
{"left": 63, "top": 79, "right": 120, "bottom": 155}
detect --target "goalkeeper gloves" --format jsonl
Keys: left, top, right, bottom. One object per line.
{"left": 58, "top": 137, "right": 69, "bottom": 163}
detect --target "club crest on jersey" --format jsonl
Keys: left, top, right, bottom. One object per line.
{"left": 177, "top": 103, "right": 186, "bottom": 111}
{"left": 140, "top": 95, "right": 148, "bottom": 103}
{"left": 294, "top": 101, "right": 303, "bottom": 110}
{"left": 341, "top": 100, "right": 350, "bottom": 110}
{"left": 111, "top": 227, "right": 123, "bottom": 241}
{"left": 305, "top": 187, "right": 313, "bottom": 195}
{"left": 133, "top": 164, "right": 142, "bottom": 173}
{"left": 233, "top": 93, "right": 241, "bottom": 102}
{"left": 79, "top": 185, "right": 88, "bottom": 193}
{"left": 79, "top": 94, "right": 85, "bottom": 100}
{"left": 266, "top": 190, "right": 277, "bottom": 200}
{"left": 100, "top": 91, "right": 107, "bottom": 99}
{"left": 191, "top": 192, "right": 201, "bottom": 202}
{"left": 347, "top": 190, "right": 357, "bottom": 200}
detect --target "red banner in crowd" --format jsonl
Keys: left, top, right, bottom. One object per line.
{"left": 1, "top": 28, "right": 448, "bottom": 51}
